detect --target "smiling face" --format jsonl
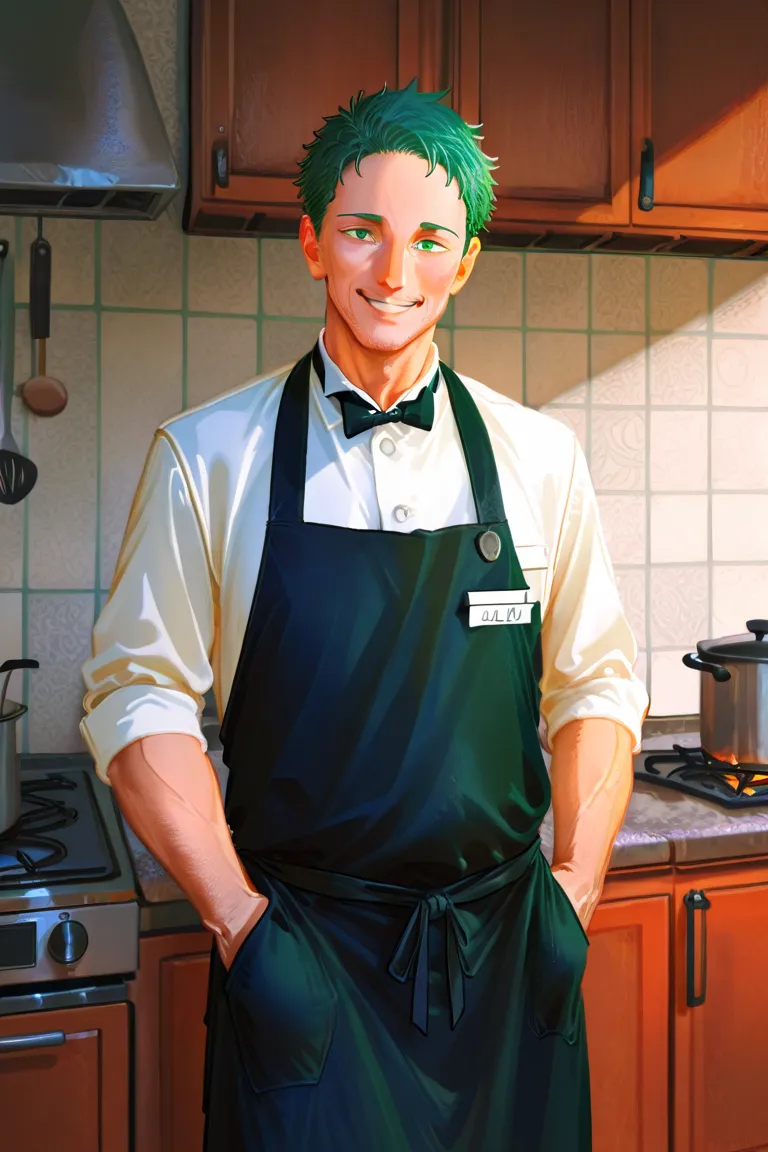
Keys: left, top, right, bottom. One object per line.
{"left": 300, "top": 151, "right": 481, "bottom": 353}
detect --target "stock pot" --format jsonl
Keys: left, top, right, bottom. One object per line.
{"left": 0, "top": 658, "right": 40, "bottom": 834}
{"left": 682, "top": 619, "right": 768, "bottom": 766}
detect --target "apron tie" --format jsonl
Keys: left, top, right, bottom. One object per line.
{"left": 243, "top": 837, "right": 541, "bottom": 1038}
{"left": 387, "top": 892, "right": 470, "bottom": 1036}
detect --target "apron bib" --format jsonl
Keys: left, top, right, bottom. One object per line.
{"left": 203, "top": 350, "right": 592, "bottom": 1151}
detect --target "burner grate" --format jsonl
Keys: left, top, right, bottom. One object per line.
{"left": 636, "top": 745, "right": 768, "bottom": 809}
{"left": 0, "top": 771, "right": 118, "bottom": 888}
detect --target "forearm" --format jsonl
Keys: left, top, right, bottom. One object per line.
{"left": 548, "top": 717, "right": 635, "bottom": 925}
{"left": 108, "top": 733, "right": 265, "bottom": 965}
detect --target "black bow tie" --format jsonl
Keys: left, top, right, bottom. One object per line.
{"left": 312, "top": 344, "right": 440, "bottom": 440}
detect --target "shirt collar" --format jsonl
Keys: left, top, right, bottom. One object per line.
{"left": 312, "top": 328, "right": 442, "bottom": 433}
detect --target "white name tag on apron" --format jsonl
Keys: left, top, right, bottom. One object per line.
{"left": 466, "top": 590, "right": 535, "bottom": 628}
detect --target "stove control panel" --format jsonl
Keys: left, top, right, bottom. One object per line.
{"left": 0, "top": 902, "right": 138, "bottom": 987}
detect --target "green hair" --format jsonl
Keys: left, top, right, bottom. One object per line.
{"left": 295, "top": 80, "right": 497, "bottom": 253}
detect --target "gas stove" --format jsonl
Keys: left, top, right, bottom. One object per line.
{"left": 0, "top": 755, "right": 138, "bottom": 997}
{"left": 634, "top": 744, "right": 768, "bottom": 809}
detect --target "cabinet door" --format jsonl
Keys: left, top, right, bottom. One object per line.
{"left": 632, "top": 0, "right": 768, "bottom": 232}
{"left": 674, "top": 871, "right": 768, "bottom": 1152}
{"left": 0, "top": 1002, "right": 129, "bottom": 1152}
{"left": 189, "top": 0, "right": 449, "bottom": 233}
{"left": 160, "top": 952, "right": 211, "bottom": 1152}
{"left": 129, "top": 931, "right": 211, "bottom": 1152}
{"left": 453, "top": 0, "right": 630, "bottom": 230}
{"left": 583, "top": 895, "right": 670, "bottom": 1152}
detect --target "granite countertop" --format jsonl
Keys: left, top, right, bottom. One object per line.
{"left": 121, "top": 736, "right": 768, "bottom": 908}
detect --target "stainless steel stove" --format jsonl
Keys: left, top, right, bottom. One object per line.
{"left": 0, "top": 754, "right": 138, "bottom": 1008}
{"left": 635, "top": 743, "right": 768, "bottom": 809}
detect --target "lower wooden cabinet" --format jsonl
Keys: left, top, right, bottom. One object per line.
{"left": 129, "top": 860, "right": 768, "bottom": 1151}
{"left": 133, "top": 891, "right": 672, "bottom": 1152}
{"left": 0, "top": 1002, "right": 130, "bottom": 1152}
{"left": 673, "top": 858, "right": 768, "bottom": 1152}
{"left": 583, "top": 889, "right": 670, "bottom": 1152}
{"left": 129, "top": 931, "right": 211, "bottom": 1152}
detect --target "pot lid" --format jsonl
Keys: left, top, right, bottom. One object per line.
{"left": 698, "top": 619, "right": 768, "bottom": 663}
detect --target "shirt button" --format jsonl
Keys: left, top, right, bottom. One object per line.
{"left": 380, "top": 437, "right": 396, "bottom": 457}
{"left": 394, "top": 505, "right": 412, "bottom": 523}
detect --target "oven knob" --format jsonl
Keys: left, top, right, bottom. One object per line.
{"left": 48, "top": 920, "right": 89, "bottom": 965}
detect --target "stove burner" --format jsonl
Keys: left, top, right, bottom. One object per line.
{"left": 0, "top": 771, "right": 118, "bottom": 888}
{"left": 636, "top": 745, "right": 768, "bottom": 809}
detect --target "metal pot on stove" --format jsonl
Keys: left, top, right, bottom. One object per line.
{"left": 682, "top": 619, "right": 768, "bottom": 766}
{"left": 0, "top": 658, "right": 39, "bottom": 834}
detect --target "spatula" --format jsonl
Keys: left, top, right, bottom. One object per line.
{"left": 0, "top": 241, "right": 37, "bottom": 505}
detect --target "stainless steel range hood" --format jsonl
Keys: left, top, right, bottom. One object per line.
{"left": 0, "top": 0, "right": 179, "bottom": 220}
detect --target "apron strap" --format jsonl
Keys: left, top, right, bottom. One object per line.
{"left": 268, "top": 350, "right": 313, "bottom": 522}
{"left": 439, "top": 362, "right": 506, "bottom": 525}
{"left": 268, "top": 346, "right": 507, "bottom": 526}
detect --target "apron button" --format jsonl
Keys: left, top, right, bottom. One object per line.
{"left": 476, "top": 530, "right": 501, "bottom": 562}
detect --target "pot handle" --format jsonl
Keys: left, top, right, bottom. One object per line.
{"left": 682, "top": 652, "right": 731, "bottom": 683}
{"left": 747, "top": 619, "right": 768, "bottom": 642}
{"left": 0, "top": 658, "right": 40, "bottom": 716}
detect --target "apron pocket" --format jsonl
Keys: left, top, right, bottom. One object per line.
{"left": 224, "top": 896, "right": 337, "bottom": 1094}
{"left": 527, "top": 857, "right": 589, "bottom": 1045}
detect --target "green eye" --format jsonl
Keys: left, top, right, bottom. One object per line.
{"left": 343, "top": 227, "right": 374, "bottom": 242}
{"left": 414, "top": 238, "right": 445, "bottom": 252}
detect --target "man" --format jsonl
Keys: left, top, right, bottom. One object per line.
{"left": 82, "top": 83, "right": 648, "bottom": 1151}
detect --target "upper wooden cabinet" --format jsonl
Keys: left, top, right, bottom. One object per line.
{"left": 631, "top": 0, "right": 768, "bottom": 234}
{"left": 187, "top": 0, "right": 451, "bottom": 234}
{"left": 187, "top": 0, "right": 768, "bottom": 249}
{"left": 453, "top": 0, "right": 630, "bottom": 232}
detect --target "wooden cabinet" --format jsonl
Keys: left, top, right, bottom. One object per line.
{"left": 187, "top": 0, "right": 451, "bottom": 234}
{"left": 188, "top": 0, "right": 768, "bottom": 249}
{"left": 0, "top": 1002, "right": 129, "bottom": 1152}
{"left": 453, "top": 0, "right": 630, "bottom": 232}
{"left": 129, "top": 930, "right": 211, "bottom": 1152}
{"left": 583, "top": 883, "right": 670, "bottom": 1152}
{"left": 673, "top": 858, "right": 768, "bottom": 1152}
{"left": 631, "top": 0, "right": 768, "bottom": 235}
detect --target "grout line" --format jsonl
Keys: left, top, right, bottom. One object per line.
{"left": 181, "top": 234, "right": 189, "bottom": 410}
{"left": 706, "top": 260, "right": 714, "bottom": 636}
{"left": 644, "top": 254, "right": 652, "bottom": 705}
{"left": 586, "top": 255, "right": 593, "bottom": 463}
{"left": 94, "top": 220, "right": 103, "bottom": 608}
{"left": 521, "top": 252, "right": 527, "bottom": 406}
{"left": 595, "top": 487, "right": 768, "bottom": 495}
{"left": 17, "top": 215, "right": 30, "bottom": 753}
{"left": 256, "top": 240, "right": 263, "bottom": 374}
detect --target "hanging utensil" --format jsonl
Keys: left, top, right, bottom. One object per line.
{"left": 0, "top": 240, "right": 38, "bottom": 505}
{"left": 21, "top": 220, "right": 68, "bottom": 418}
{"left": 0, "top": 658, "right": 39, "bottom": 836}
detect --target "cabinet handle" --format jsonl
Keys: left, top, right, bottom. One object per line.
{"left": 638, "top": 138, "right": 655, "bottom": 211}
{"left": 0, "top": 1030, "right": 66, "bottom": 1053}
{"left": 684, "top": 889, "right": 711, "bottom": 1008}
{"left": 212, "top": 144, "right": 229, "bottom": 189}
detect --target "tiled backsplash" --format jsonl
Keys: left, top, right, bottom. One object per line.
{"left": 1, "top": 0, "right": 767, "bottom": 754}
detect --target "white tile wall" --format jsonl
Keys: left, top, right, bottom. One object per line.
{"left": 1, "top": 0, "right": 768, "bottom": 749}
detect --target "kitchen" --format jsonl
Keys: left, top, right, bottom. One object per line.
{"left": 1, "top": 0, "right": 768, "bottom": 1149}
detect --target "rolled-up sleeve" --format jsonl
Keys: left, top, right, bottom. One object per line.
{"left": 80, "top": 431, "right": 215, "bottom": 783}
{"left": 539, "top": 438, "right": 649, "bottom": 754}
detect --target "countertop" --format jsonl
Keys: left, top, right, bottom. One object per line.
{"left": 120, "top": 736, "right": 768, "bottom": 913}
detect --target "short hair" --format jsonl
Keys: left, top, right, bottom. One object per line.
{"left": 295, "top": 80, "right": 497, "bottom": 253}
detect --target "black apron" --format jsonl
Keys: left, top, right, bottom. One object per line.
{"left": 203, "top": 350, "right": 592, "bottom": 1151}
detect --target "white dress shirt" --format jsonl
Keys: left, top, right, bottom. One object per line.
{"left": 81, "top": 331, "right": 649, "bottom": 784}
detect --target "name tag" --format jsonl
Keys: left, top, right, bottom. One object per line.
{"left": 466, "top": 590, "right": 536, "bottom": 628}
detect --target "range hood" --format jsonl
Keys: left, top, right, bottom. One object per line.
{"left": 0, "top": 0, "right": 179, "bottom": 220}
